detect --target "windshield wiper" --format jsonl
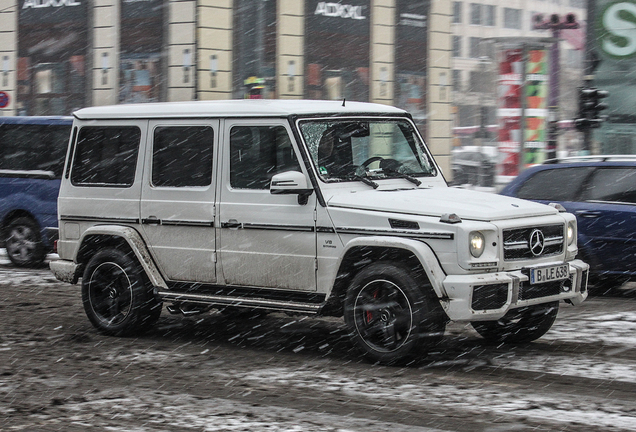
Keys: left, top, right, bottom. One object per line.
{"left": 348, "top": 174, "right": 379, "bottom": 189}
{"left": 381, "top": 169, "right": 422, "bottom": 186}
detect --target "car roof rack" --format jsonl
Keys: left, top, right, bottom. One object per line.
{"left": 544, "top": 155, "right": 636, "bottom": 164}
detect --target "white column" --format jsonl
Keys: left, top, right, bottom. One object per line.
{"left": 371, "top": 0, "right": 395, "bottom": 105}
{"left": 168, "top": 0, "right": 196, "bottom": 101}
{"left": 427, "top": 0, "right": 453, "bottom": 178}
{"left": 277, "top": 0, "right": 304, "bottom": 99}
{"left": 92, "top": 0, "right": 119, "bottom": 106}
{"left": 197, "top": 0, "right": 233, "bottom": 100}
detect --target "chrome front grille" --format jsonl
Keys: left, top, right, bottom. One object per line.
{"left": 503, "top": 224, "right": 564, "bottom": 260}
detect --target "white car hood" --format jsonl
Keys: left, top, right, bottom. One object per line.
{"left": 326, "top": 186, "right": 557, "bottom": 222}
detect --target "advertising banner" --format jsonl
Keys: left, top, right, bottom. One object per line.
{"left": 497, "top": 48, "right": 548, "bottom": 176}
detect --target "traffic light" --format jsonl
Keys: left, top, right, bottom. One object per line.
{"left": 575, "top": 87, "right": 609, "bottom": 131}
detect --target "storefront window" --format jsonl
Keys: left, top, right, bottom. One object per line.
{"left": 395, "top": 0, "right": 429, "bottom": 125}
{"left": 18, "top": 0, "right": 87, "bottom": 115}
{"left": 305, "top": 0, "right": 370, "bottom": 102}
{"left": 233, "top": 0, "right": 277, "bottom": 99}
{"left": 120, "top": 0, "right": 164, "bottom": 104}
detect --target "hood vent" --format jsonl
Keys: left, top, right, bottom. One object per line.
{"left": 389, "top": 218, "right": 420, "bottom": 230}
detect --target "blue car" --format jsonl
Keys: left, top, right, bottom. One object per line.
{"left": 0, "top": 116, "right": 73, "bottom": 267}
{"left": 500, "top": 156, "right": 636, "bottom": 290}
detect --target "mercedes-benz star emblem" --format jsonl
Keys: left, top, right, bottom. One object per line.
{"left": 529, "top": 229, "right": 545, "bottom": 256}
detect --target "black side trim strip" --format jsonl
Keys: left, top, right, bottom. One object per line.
{"left": 316, "top": 226, "right": 336, "bottom": 233}
{"left": 60, "top": 215, "right": 141, "bottom": 224}
{"left": 335, "top": 227, "right": 454, "bottom": 240}
{"left": 161, "top": 220, "right": 214, "bottom": 227}
{"left": 242, "top": 223, "right": 314, "bottom": 232}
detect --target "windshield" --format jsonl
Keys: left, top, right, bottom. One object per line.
{"left": 299, "top": 119, "right": 437, "bottom": 183}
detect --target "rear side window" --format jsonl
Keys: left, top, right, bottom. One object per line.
{"left": 229, "top": 125, "right": 300, "bottom": 189}
{"left": 516, "top": 167, "right": 593, "bottom": 201}
{"left": 152, "top": 126, "right": 214, "bottom": 187}
{"left": 72, "top": 126, "right": 141, "bottom": 187}
{"left": 0, "top": 124, "right": 70, "bottom": 178}
{"left": 582, "top": 167, "right": 636, "bottom": 204}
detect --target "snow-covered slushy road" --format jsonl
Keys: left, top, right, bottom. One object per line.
{"left": 1, "top": 253, "right": 636, "bottom": 431}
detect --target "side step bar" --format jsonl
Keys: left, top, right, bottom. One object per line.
{"left": 156, "top": 290, "right": 324, "bottom": 315}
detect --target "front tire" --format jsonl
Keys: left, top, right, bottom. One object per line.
{"left": 344, "top": 262, "right": 445, "bottom": 364}
{"left": 82, "top": 248, "right": 162, "bottom": 336}
{"left": 471, "top": 301, "right": 559, "bottom": 344}
{"left": 5, "top": 216, "right": 46, "bottom": 268}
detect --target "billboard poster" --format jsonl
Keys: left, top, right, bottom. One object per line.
{"left": 497, "top": 49, "right": 523, "bottom": 176}
{"left": 497, "top": 48, "right": 548, "bottom": 176}
{"left": 524, "top": 49, "right": 548, "bottom": 165}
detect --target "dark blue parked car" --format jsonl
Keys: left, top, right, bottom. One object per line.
{"left": 501, "top": 156, "right": 636, "bottom": 291}
{"left": 0, "top": 116, "right": 73, "bottom": 267}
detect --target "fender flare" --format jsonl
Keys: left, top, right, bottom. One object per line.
{"left": 77, "top": 225, "right": 168, "bottom": 289}
{"left": 336, "top": 236, "right": 448, "bottom": 298}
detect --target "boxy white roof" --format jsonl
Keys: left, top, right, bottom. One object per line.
{"left": 73, "top": 99, "right": 407, "bottom": 120}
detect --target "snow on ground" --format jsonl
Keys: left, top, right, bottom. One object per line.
{"left": 4, "top": 387, "right": 447, "bottom": 432}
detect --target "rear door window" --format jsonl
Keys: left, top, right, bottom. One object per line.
{"left": 152, "top": 126, "right": 214, "bottom": 187}
{"left": 0, "top": 124, "right": 69, "bottom": 178}
{"left": 581, "top": 167, "right": 636, "bottom": 204}
{"left": 516, "top": 167, "right": 594, "bottom": 201}
{"left": 71, "top": 126, "right": 141, "bottom": 187}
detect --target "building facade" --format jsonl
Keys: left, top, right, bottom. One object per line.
{"left": 0, "top": 0, "right": 453, "bottom": 172}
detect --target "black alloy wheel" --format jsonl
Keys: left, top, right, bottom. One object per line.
{"left": 82, "top": 248, "right": 162, "bottom": 336}
{"left": 344, "top": 262, "right": 445, "bottom": 364}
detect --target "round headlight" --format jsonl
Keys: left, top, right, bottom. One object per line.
{"left": 567, "top": 221, "right": 575, "bottom": 245}
{"left": 469, "top": 231, "right": 485, "bottom": 258}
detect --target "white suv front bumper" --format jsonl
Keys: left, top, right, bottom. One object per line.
{"left": 441, "top": 259, "right": 589, "bottom": 322}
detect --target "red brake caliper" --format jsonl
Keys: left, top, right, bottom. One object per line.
{"left": 366, "top": 289, "right": 379, "bottom": 323}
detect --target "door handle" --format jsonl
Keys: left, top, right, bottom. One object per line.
{"left": 142, "top": 216, "right": 161, "bottom": 225}
{"left": 221, "top": 219, "right": 242, "bottom": 229}
{"left": 576, "top": 210, "right": 602, "bottom": 218}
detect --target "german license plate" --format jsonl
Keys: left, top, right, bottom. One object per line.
{"left": 529, "top": 264, "right": 569, "bottom": 285}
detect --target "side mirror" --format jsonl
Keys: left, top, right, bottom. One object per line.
{"left": 270, "top": 171, "right": 314, "bottom": 205}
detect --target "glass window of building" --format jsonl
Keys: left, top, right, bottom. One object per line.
{"left": 305, "top": 0, "right": 370, "bottom": 102}
{"left": 395, "top": 0, "right": 429, "bottom": 125}
{"left": 470, "top": 37, "right": 482, "bottom": 58}
{"left": 485, "top": 5, "right": 496, "bottom": 26}
{"left": 453, "top": 2, "right": 463, "bottom": 24}
{"left": 120, "top": 0, "right": 165, "bottom": 104}
{"left": 233, "top": 0, "right": 277, "bottom": 99}
{"left": 504, "top": 8, "right": 522, "bottom": 29}
{"left": 471, "top": 3, "right": 482, "bottom": 25}
{"left": 18, "top": 1, "right": 88, "bottom": 115}
{"left": 452, "top": 70, "right": 462, "bottom": 91}
{"left": 453, "top": 36, "right": 463, "bottom": 58}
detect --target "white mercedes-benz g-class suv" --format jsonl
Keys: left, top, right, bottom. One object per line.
{"left": 51, "top": 100, "right": 588, "bottom": 364}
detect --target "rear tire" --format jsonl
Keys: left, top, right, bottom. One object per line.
{"left": 5, "top": 216, "right": 46, "bottom": 268}
{"left": 82, "top": 248, "right": 162, "bottom": 336}
{"left": 344, "top": 262, "right": 445, "bottom": 364}
{"left": 471, "top": 301, "right": 559, "bottom": 344}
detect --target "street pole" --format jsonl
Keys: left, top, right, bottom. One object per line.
{"left": 547, "top": 27, "right": 560, "bottom": 160}
{"left": 583, "top": 0, "right": 596, "bottom": 154}
{"left": 519, "top": 44, "right": 528, "bottom": 175}
{"left": 533, "top": 13, "right": 580, "bottom": 159}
